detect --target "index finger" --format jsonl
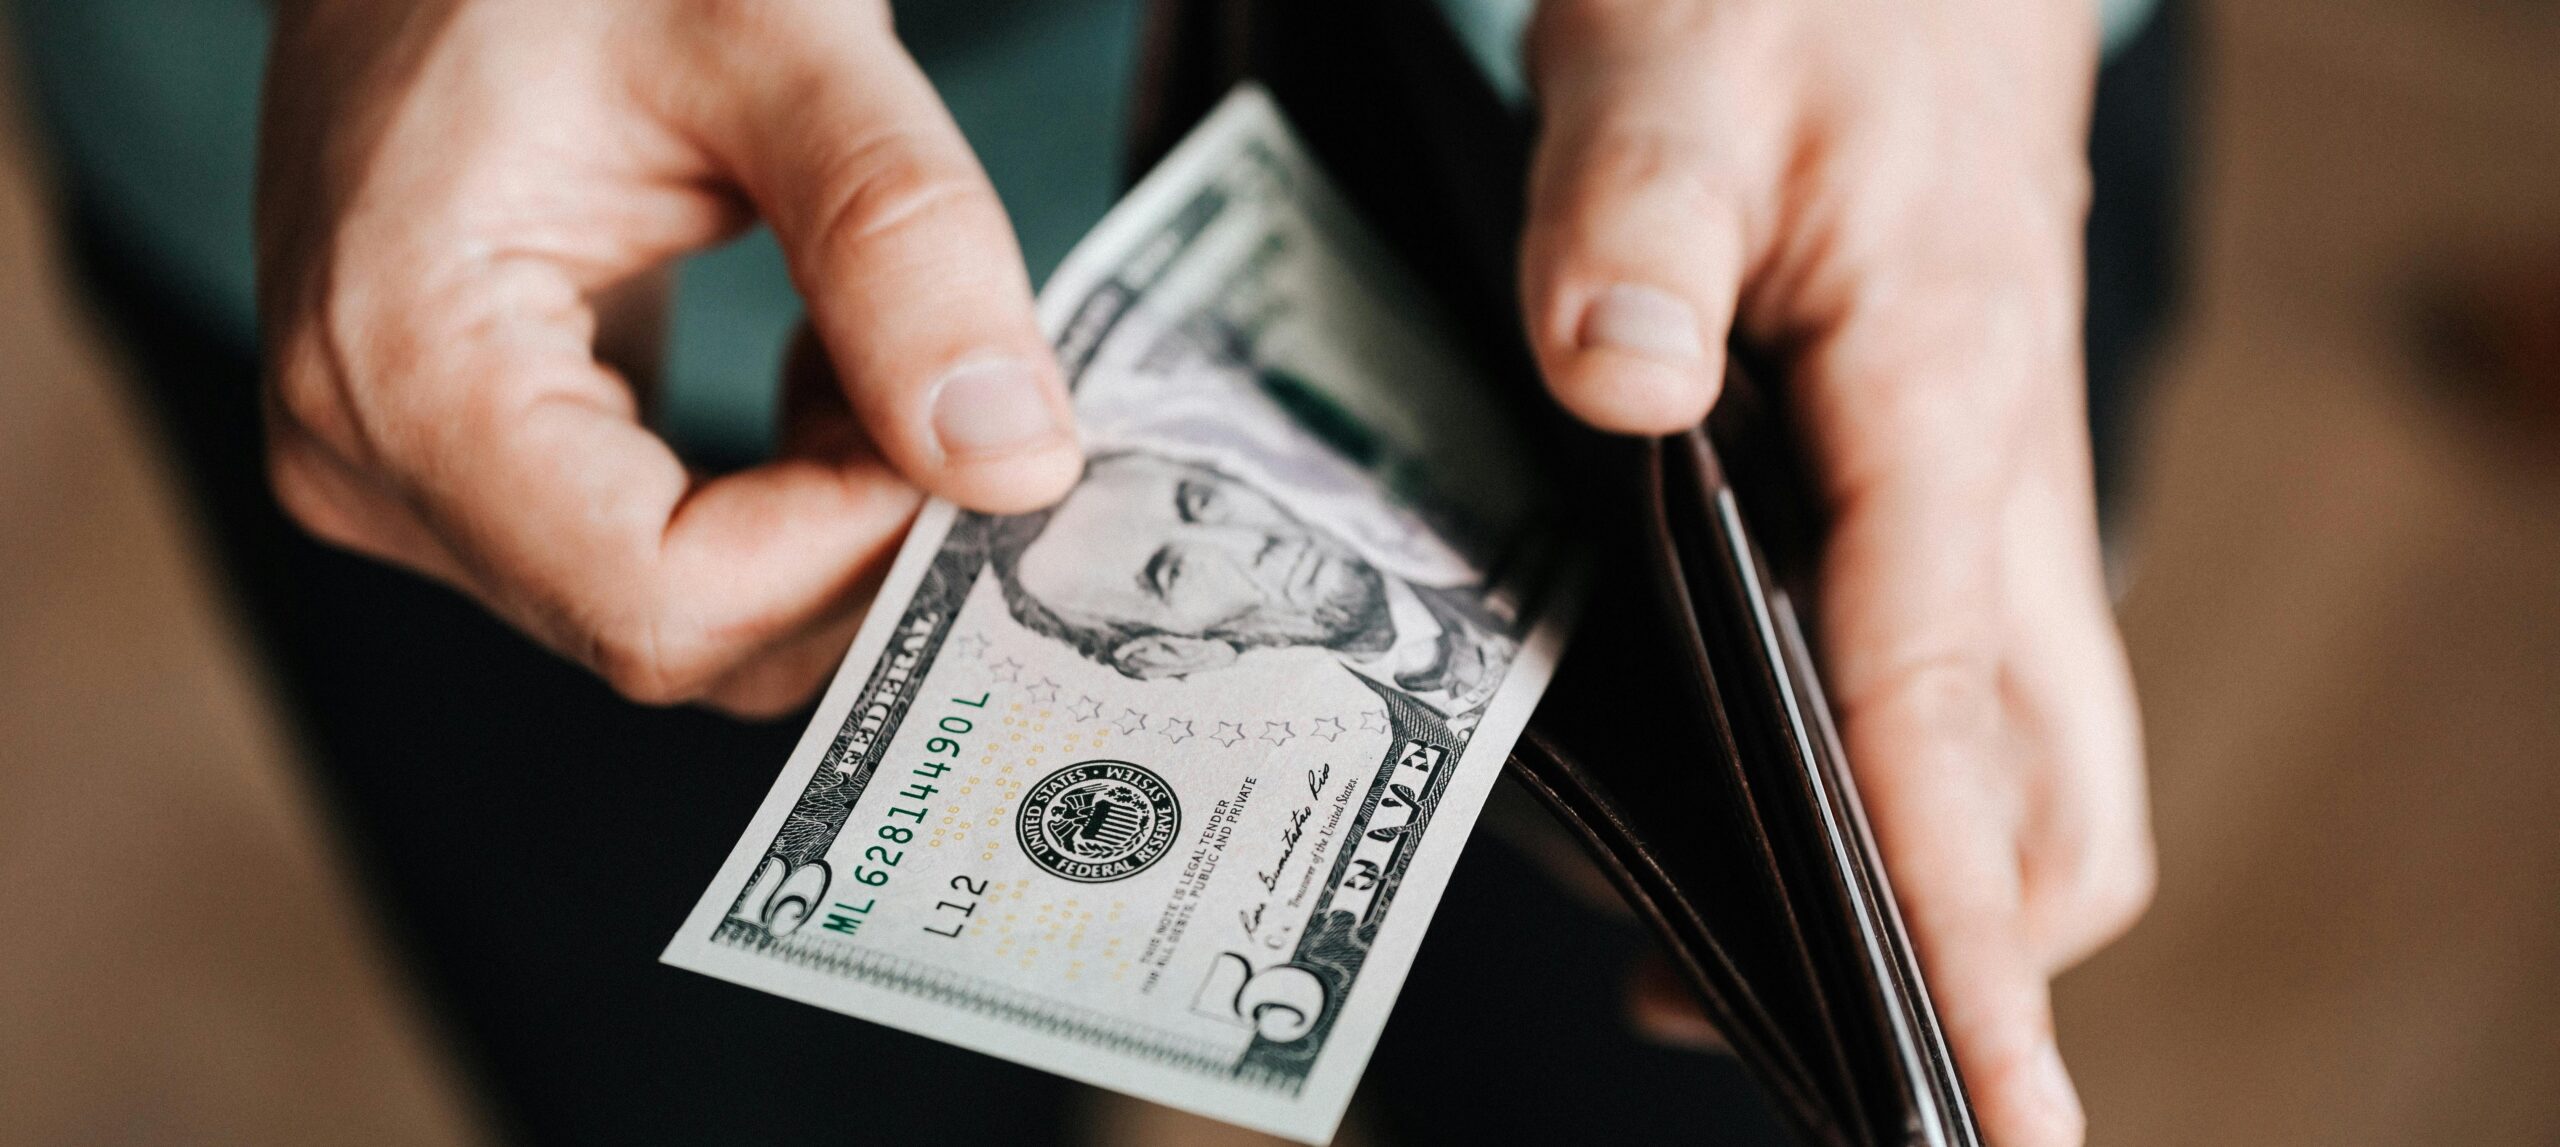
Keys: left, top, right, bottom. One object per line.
{"left": 1797, "top": 270, "right": 2092, "bottom": 1147}
{"left": 362, "top": 256, "right": 920, "bottom": 704}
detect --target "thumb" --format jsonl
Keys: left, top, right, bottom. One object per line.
{"left": 696, "top": 8, "right": 1081, "bottom": 513}
{"left": 1519, "top": 0, "right": 1781, "bottom": 434}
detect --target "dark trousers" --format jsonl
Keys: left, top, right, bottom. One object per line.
{"left": 57, "top": 6, "right": 2182, "bottom": 1143}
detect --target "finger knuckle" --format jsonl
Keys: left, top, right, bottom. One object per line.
{"left": 1561, "top": 128, "right": 1735, "bottom": 221}
{"left": 270, "top": 368, "right": 343, "bottom": 443}
{"left": 267, "top": 327, "right": 372, "bottom": 454}
{"left": 587, "top": 613, "right": 723, "bottom": 707}
{"left": 1842, "top": 650, "right": 2005, "bottom": 752}
{"left": 2032, "top": 825, "right": 2158, "bottom": 952}
{"left": 1811, "top": 282, "right": 2057, "bottom": 462}
{"left": 806, "top": 132, "right": 999, "bottom": 266}
{"left": 265, "top": 446, "right": 368, "bottom": 553}
{"left": 2081, "top": 834, "right": 2160, "bottom": 940}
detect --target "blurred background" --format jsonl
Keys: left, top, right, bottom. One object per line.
{"left": 1, "top": 0, "right": 2555, "bottom": 1144}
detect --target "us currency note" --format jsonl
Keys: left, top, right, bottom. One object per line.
{"left": 664, "top": 86, "right": 1571, "bottom": 1144}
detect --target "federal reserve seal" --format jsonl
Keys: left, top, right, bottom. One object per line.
{"left": 1016, "top": 760, "right": 1182, "bottom": 883}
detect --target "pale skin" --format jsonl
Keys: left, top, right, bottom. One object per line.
{"left": 256, "top": 2, "right": 2151, "bottom": 1144}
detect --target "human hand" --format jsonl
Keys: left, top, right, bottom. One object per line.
{"left": 257, "top": 0, "right": 1080, "bottom": 717}
{"left": 1518, "top": 1, "right": 2153, "bottom": 1143}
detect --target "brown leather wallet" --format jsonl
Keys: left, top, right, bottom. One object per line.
{"left": 1132, "top": 2, "right": 1985, "bottom": 1144}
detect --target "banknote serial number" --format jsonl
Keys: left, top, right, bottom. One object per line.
{"left": 819, "top": 691, "right": 990, "bottom": 939}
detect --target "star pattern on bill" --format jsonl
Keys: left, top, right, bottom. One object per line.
{"left": 988, "top": 657, "right": 1025, "bottom": 684}
{"left": 1257, "top": 720, "right": 1294, "bottom": 746}
{"left": 1069, "top": 695, "right": 1104, "bottom": 723}
{"left": 1157, "top": 718, "right": 1195, "bottom": 743}
{"left": 947, "top": 632, "right": 991, "bottom": 662}
{"left": 1116, "top": 709, "right": 1150, "bottom": 735}
{"left": 1213, "top": 721, "right": 1247, "bottom": 748}
{"left": 1308, "top": 716, "right": 1347, "bottom": 742}
{"left": 1358, "top": 709, "right": 1390, "bottom": 734}
{"left": 1026, "top": 678, "right": 1061, "bottom": 704}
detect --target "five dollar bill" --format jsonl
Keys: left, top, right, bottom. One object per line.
{"left": 664, "top": 87, "right": 1572, "bottom": 1144}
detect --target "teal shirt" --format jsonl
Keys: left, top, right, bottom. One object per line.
{"left": 14, "top": 0, "right": 2153, "bottom": 459}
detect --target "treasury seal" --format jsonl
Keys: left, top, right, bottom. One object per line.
{"left": 1016, "top": 760, "right": 1182, "bottom": 883}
